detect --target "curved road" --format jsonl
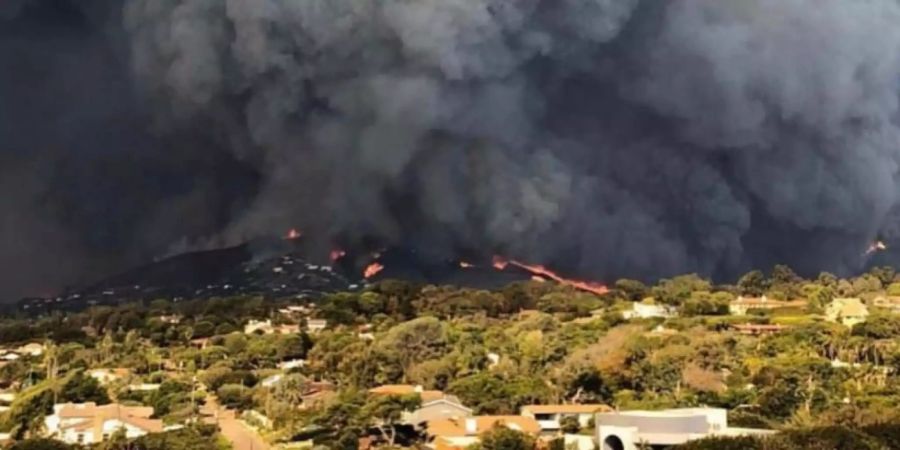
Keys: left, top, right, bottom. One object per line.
{"left": 203, "top": 397, "right": 270, "bottom": 450}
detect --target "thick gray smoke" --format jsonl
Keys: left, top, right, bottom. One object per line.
{"left": 3, "top": 0, "right": 900, "bottom": 299}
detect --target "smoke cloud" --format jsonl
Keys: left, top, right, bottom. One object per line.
{"left": 2, "top": 0, "right": 900, "bottom": 299}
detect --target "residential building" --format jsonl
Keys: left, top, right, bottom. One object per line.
{"left": 731, "top": 323, "right": 789, "bottom": 336}
{"left": 244, "top": 319, "right": 274, "bottom": 335}
{"left": 16, "top": 342, "right": 45, "bottom": 357}
{"left": 621, "top": 300, "right": 675, "bottom": 320}
{"left": 872, "top": 295, "right": 900, "bottom": 313}
{"left": 278, "top": 359, "right": 307, "bottom": 370}
{"left": 426, "top": 416, "right": 541, "bottom": 450}
{"left": 306, "top": 319, "right": 328, "bottom": 333}
{"left": 156, "top": 315, "right": 182, "bottom": 325}
{"left": 126, "top": 384, "right": 161, "bottom": 392}
{"left": 825, "top": 298, "right": 870, "bottom": 327}
{"left": 729, "top": 296, "right": 806, "bottom": 315}
{"left": 261, "top": 374, "right": 284, "bottom": 388}
{"left": 406, "top": 397, "right": 473, "bottom": 426}
{"left": 44, "top": 403, "right": 163, "bottom": 445}
{"left": 595, "top": 408, "right": 774, "bottom": 450}
{"left": 244, "top": 319, "right": 300, "bottom": 335}
{"left": 521, "top": 404, "right": 612, "bottom": 432}
{"left": 278, "top": 304, "right": 315, "bottom": 317}
{"left": 88, "top": 368, "right": 131, "bottom": 385}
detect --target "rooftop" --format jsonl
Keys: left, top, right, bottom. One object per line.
{"left": 521, "top": 404, "right": 612, "bottom": 415}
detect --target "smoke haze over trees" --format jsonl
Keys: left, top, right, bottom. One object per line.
{"left": 2, "top": 0, "right": 900, "bottom": 299}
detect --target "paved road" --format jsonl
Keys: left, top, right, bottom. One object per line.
{"left": 203, "top": 397, "right": 270, "bottom": 450}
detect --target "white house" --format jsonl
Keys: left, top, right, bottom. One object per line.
{"left": 595, "top": 408, "right": 774, "bottom": 450}
{"left": 521, "top": 404, "right": 612, "bottom": 432}
{"left": 244, "top": 319, "right": 300, "bottom": 335}
{"left": 621, "top": 301, "right": 675, "bottom": 320}
{"left": 44, "top": 403, "right": 163, "bottom": 445}
{"left": 16, "top": 342, "right": 45, "bottom": 357}
{"left": 306, "top": 319, "right": 328, "bottom": 333}
{"left": 88, "top": 368, "right": 131, "bottom": 385}
{"left": 126, "top": 384, "right": 161, "bottom": 392}
{"left": 278, "top": 359, "right": 307, "bottom": 370}
{"left": 826, "top": 298, "right": 870, "bottom": 328}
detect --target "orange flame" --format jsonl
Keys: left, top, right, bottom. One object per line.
{"left": 285, "top": 228, "right": 302, "bottom": 240}
{"left": 330, "top": 249, "right": 346, "bottom": 261}
{"left": 364, "top": 262, "right": 384, "bottom": 279}
{"left": 459, "top": 261, "right": 474, "bottom": 268}
{"left": 866, "top": 240, "right": 888, "bottom": 255}
{"left": 531, "top": 275, "right": 546, "bottom": 283}
{"left": 493, "top": 255, "right": 608, "bottom": 296}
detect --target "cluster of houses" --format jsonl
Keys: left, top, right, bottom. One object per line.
{"left": 613, "top": 295, "right": 878, "bottom": 332}
{"left": 241, "top": 302, "right": 330, "bottom": 336}
{"left": 362, "top": 384, "right": 773, "bottom": 450}
{"left": 0, "top": 342, "right": 45, "bottom": 364}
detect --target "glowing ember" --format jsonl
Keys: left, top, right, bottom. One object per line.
{"left": 285, "top": 228, "right": 302, "bottom": 240}
{"left": 330, "top": 249, "right": 346, "bottom": 261}
{"left": 493, "top": 255, "right": 609, "bottom": 296}
{"left": 459, "top": 261, "right": 474, "bottom": 268}
{"left": 364, "top": 262, "right": 384, "bottom": 279}
{"left": 866, "top": 240, "right": 888, "bottom": 255}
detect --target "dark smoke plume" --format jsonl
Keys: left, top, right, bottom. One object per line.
{"left": 2, "top": 0, "right": 900, "bottom": 300}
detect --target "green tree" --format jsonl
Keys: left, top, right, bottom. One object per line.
{"left": 469, "top": 426, "right": 536, "bottom": 450}
{"left": 59, "top": 371, "right": 110, "bottom": 404}
{"left": 559, "top": 415, "right": 581, "bottom": 434}
{"left": 8, "top": 439, "right": 77, "bottom": 450}
{"left": 360, "top": 394, "right": 421, "bottom": 445}
{"left": 614, "top": 279, "right": 648, "bottom": 302}
{"left": 738, "top": 270, "right": 768, "bottom": 297}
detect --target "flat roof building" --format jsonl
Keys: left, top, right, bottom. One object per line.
{"left": 595, "top": 408, "right": 773, "bottom": 450}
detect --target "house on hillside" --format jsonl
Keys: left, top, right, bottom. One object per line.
{"left": 872, "top": 295, "right": 900, "bottom": 313}
{"left": 44, "top": 403, "right": 163, "bottom": 445}
{"left": 407, "top": 397, "right": 472, "bottom": 427}
{"left": 244, "top": 319, "right": 300, "bottom": 335}
{"left": 729, "top": 296, "right": 806, "bottom": 315}
{"left": 88, "top": 368, "right": 131, "bottom": 385}
{"left": 622, "top": 299, "right": 675, "bottom": 320}
{"left": 595, "top": 408, "right": 773, "bottom": 450}
{"left": 306, "top": 319, "right": 328, "bottom": 333}
{"left": 369, "top": 385, "right": 472, "bottom": 428}
{"left": 731, "top": 323, "right": 789, "bottom": 336}
{"left": 521, "top": 404, "right": 612, "bottom": 433}
{"left": 16, "top": 342, "right": 45, "bottom": 357}
{"left": 826, "top": 298, "right": 869, "bottom": 328}
{"left": 426, "top": 416, "right": 541, "bottom": 450}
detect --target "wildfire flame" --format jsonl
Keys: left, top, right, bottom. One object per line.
{"left": 492, "top": 255, "right": 609, "bottom": 296}
{"left": 285, "top": 228, "right": 302, "bottom": 240}
{"left": 330, "top": 249, "right": 346, "bottom": 262}
{"left": 459, "top": 261, "right": 474, "bottom": 268}
{"left": 364, "top": 262, "right": 384, "bottom": 279}
{"left": 866, "top": 240, "right": 888, "bottom": 255}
